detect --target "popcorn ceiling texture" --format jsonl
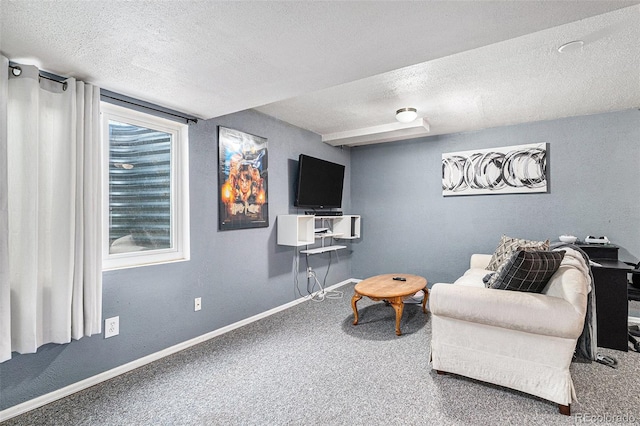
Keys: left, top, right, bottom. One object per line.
{"left": 2, "top": 1, "right": 637, "bottom": 143}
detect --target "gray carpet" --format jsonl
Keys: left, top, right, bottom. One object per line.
{"left": 5, "top": 285, "right": 640, "bottom": 425}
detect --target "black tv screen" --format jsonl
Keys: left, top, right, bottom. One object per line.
{"left": 294, "top": 154, "right": 345, "bottom": 209}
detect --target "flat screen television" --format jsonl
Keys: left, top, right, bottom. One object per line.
{"left": 294, "top": 154, "right": 345, "bottom": 209}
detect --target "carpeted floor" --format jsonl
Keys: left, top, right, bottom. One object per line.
{"left": 4, "top": 285, "right": 640, "bottom": 425}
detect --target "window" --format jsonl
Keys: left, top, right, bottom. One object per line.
{"left": 101, "top": 102, "right": 190, "bottom": 270}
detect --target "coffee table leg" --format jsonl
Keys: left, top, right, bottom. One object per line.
{"left": 421, "top": 286, "right": 429, "bottom": 314}
{"left": 351, "top": 292, "right": 362, "bottom": 325}
{"left": 389, "top": 297, "right": 404, "bottom": 336}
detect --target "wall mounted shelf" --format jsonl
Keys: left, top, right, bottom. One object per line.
{"left": 277, "top": 215, "right": 360, "bottom": 252}
{"left": 300, "top": 245, "right": 347, "bottom": 255}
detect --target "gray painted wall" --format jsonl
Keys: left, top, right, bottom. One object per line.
{"left": 350, "top": 109, "right": 640, "bottom": 285}
{"left": 0, "top": 109, "right": 352, "bottom": 411}
{"left": 2, "top": 107, "right": 638, "bottom": 413}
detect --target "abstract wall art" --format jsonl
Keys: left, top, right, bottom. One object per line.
{"left": 442, "top": 143, "right": 547, "bottom": 196}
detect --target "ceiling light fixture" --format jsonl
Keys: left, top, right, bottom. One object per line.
{"left": 557, "top": 40, "right": 584, "bottom": 53}
{"left": 396, "top": 107, "right": 417, "bottom": 123}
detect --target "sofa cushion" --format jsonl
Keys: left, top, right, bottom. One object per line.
{"left": 454, "top": 268, "right": 490, "bottom": 287}
{"left": 487, "top": 250, "right": 566, "bottom": 293}
{"left": 486, "top": 235, "right": 550, "bottom": 271}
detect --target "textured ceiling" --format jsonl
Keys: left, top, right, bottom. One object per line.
{"left": 1, "top": 1, "right": 639, "bottom": 145}
{"left": 258, "top": 4, "right": 640, "bottom": 144}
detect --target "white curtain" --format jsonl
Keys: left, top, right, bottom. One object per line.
{"left": 0, "top": 58, "right": 102, "bottom": 363}
{"left": 0, "top": 57, "right": 10, "bottom": 362}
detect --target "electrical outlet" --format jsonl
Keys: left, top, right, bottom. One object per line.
{"left": 104, "top": 316, "right": 119, "bottom": 338}
{"left": 307, "top": 267, "right": 314, "bottom": 278}
{"left": 194, "top": 297, "right": 202, "bottom": 311}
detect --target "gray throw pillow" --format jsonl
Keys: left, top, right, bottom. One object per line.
{"left": 487, "top": 250, "right": 565, "bottom": 293}
{"left": 486, "top": 234, "right": 550, "bottom": 271}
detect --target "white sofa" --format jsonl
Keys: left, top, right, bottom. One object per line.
{"left": 429, "top": 249, "right": 590, "bottom": 415}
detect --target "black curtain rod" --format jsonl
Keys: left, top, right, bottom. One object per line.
{"left": 39, "top": 73, "right": 68, "bottom": 91}
{"left": 9, "top": 64, "right": 69, "bottom": 91}
{"left": 101, "top": 92, "right": 198, "bottom": 124}
{"left": 8, "top": 63, "right": 198, "bottom": 124}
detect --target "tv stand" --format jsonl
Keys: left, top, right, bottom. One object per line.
{"left": 277, "top": 214, "right": 360, "bottom": 248}
{"left": 305, "top": 210, "right": 342, "bottom": 216}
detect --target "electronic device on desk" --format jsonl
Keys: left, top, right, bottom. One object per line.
{"left": 295, "top": 154, "right": 345, "bottom": 215}
{"left": 584, "top": 235, "right": 610, "bottom": 244}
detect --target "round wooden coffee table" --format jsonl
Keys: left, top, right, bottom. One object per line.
{"left": 351, "top": 274, "right": 428, "bottom": 336}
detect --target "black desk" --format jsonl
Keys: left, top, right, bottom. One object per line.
{"left": 590, "top": 260, "right": 633, "bottom": 351}
{"left": 629, "top": 283, "right": 640, "bottom": 302}
{"left": 578, "top": 244, "right": 633, "bottom": 352}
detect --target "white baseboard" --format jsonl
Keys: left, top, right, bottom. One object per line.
{"left": 0, "top": 278, "right": 358, "bottom": 422}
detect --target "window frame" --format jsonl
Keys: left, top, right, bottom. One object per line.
{"left": 101, "top": 102, "right": 190, "bottom": 270}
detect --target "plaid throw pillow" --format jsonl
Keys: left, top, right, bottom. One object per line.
{"left": 487, "top": 250, "right": 565, "bottom": 293}
{"left": 486, "top": 235, "right": 550, "bottom": 271}
{"left": 483, "top": 273, "right": 494, "bottom": 287}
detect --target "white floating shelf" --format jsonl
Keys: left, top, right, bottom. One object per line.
{"left": 300, "top": 245, "right": 347, "bottom": 255}
{"left": 315, "top": 232, "right": 344, "bottom": 239}
{"left": 277, "top": 215, "right": 360, "bottom": 249}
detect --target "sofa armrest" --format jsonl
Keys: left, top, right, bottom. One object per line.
{"left": 470, "top": 254, "right": 492, "bottom": 270}
{"left": 430, "top": 283, "right": 585, "bottom": 339}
